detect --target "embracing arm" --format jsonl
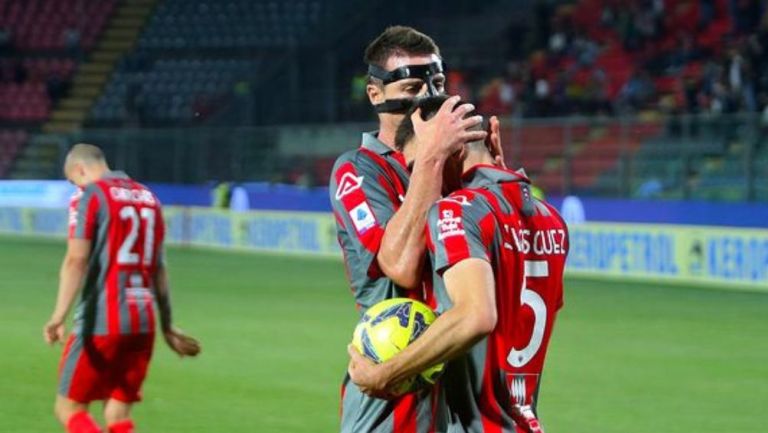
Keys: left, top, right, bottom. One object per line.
{"left": 348, "top": 258, "right": 497, "bottom": 394}
{"left": 376, "top": 155, "right": 445, "bottom": 289}
{"left": 377, "top": 96, "right": 486, "bottom": 288}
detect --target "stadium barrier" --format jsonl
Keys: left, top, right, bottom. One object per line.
{"left": 1, "top": 206, "right": 766, "bottom": 291}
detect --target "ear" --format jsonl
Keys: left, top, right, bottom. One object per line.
{"left": 366, "top": 82, "right": 385, "bottom": 105}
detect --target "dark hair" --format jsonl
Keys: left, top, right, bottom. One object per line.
{"left": 364, "top": 26, "right": 440, "bottom": 69}
{"left": 394, "top": 95, "right": 450, "bottom": 151}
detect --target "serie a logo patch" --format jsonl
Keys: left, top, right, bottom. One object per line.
{"left": 350, "top": 202, "right": 376, "bottom": 234}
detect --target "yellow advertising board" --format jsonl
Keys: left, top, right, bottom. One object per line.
{"left": 567, "top": 223, "right": 768, "bottom": 289}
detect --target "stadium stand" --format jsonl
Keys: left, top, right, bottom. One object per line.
{"left": 0, "top": 129, "right": 27, "bottom": 177}
{"left": 0, "top": 0, "right": 765, "bottom": 201}
{"left": 89, "top": 0, "right": 326, "bottom": 126}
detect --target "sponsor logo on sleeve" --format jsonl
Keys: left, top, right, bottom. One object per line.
{"left": 350, "top": 202, "right": 376, "bottom": 234}
{"left": 335, "top": 172, "right": 364, "bottom": 200}
{"left": 437, "top": 209, "right": 465, "bottom": 241}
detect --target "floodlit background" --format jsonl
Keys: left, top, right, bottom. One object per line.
{"left": 0, "top": 0, "right": 766, "bottom": 432}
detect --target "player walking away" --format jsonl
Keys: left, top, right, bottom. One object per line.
{"left": 330, "top": 26, "right": 491, "bottom": 433}
{"left": 43, "top": 144, "right": 200, "bottom": 433}
{"left": 348, "top": 96, "right": 569, "bottom": 433}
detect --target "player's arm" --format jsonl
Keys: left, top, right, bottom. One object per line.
{"left": 377, "top": 96, "right": 486, "bottom": 288}
{"left": 153, "top": 261, "right": 173, "bottom": 332}
{"left": 349, "top": 200, "right": 496, "bottom": 395}
{"left": 43, "top": 239, "right": 91, "bottom": 345}
{"left": 348, "top": 258, "right": 496, "bottom": 396}
{"left": 44, "top": 187, "right": 99, "bottom": 345}
{"left": 153, "top": 253, "right": 201, "bottom": 357}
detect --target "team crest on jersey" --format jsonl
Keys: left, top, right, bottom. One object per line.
{"left": 350, "top": 202, "right": 376, "bottom": 234}
{"left": 437, "top": 209, "right": 465, "bottom": 241}
{"left": 335, "top": 172, "right": 364, "bottom": 200}
{"left": 441, "top": 194, "right": 472, "bottom": 207}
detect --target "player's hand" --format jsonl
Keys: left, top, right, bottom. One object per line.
{"left": 486, "top": 115, "right": 507, "bottom": 168}
{"left": 511, "top": 404, "right": 545, "bottom": 433}
{"left": 163, "top": 328, "right": 201, "bottom": 357}
{"left": 43, "top": 318, "right": 66, "bottom": 345}
{"left": 347, "top": 344, "right": 397, "bottom": 399}
{"left": 412, "top": 95, "right": 487, "bottom": 161}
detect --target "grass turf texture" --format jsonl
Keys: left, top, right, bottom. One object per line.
{"left": 0, "top": 235, "right": 766, "bottom": 432}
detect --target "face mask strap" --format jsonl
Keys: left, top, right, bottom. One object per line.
{"left": 368, "top": 61, "right": 446, "bottom": 113}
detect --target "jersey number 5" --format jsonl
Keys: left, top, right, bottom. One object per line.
{"left": 117, "top": 206, "right": 156, "bottom": 266}
{"left": 507, "top": 260, "right": 548, "bottom": 368}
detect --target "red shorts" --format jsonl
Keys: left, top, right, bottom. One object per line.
{"left": 58, "top": 333, "right": 155, "bottom": 403}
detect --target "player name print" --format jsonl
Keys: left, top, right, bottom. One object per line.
{"left": 109, "top": 187, "right": 156, "bottom": 205}
{"left": 437, "top": 209, "right": 465, "bottom": 241}
{"left": 504, "top": 226, "right": 567, "bottom": 256}
{"left": 334, "top": 172, "right": 364, "bottom": 200}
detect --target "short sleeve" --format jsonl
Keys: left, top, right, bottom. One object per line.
{"left": 426, "top": 195, "right": 495, "bottom": 275}
{"left": 68, "top": 186, "right": 100, "bottom": 240}
{"left": 329, "top": 155, "right": 399, "bottom": 275}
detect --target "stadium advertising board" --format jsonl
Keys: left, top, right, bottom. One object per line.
{"left": 162, "top": 207, "right": 339, "bottom": 255}
{"left": 0, "top": 181, "right": 76, "bottom": 208}
{"left": 568, "top": 222, "right": 768, "bottom": 290}
{"left": 1, "top": 206, "right": 765, "bottom": 290}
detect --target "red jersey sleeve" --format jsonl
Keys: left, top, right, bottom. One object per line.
{"left": 329, "top": 155, "right": 399, "bottom": 276}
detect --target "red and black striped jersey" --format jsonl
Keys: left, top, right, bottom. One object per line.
{"left": 330, "top": 132, "right": 436, "bottom": 433}
{"left": 426, "top": 165, "right": 569, "bottom": 433}
{"left": 68, "top": 171, "right": 164, "bottom": 336}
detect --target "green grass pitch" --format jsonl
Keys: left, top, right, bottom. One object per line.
{"left": 1, "top": 234, "right": 766, "bottom": 432}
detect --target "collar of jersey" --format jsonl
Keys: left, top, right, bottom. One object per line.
{"left": 103, "top": 170, "right": 130, "bottom": 179}
{"left": 461, "top": 164, "right": 530, "bottom": 189}
{"left": 361, "top": 131, "right": 395, "bottom": 155}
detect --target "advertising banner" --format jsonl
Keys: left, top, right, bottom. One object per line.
{"left": 568, "top": 222, "right": 768, "bottom": 289}
{"left": 2, "top": 207, "right": 765, "bottom": 290}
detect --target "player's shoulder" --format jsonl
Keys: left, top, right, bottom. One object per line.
{"left": 78, "top": 181, "right": 106, "bottom": 200}
{"left": 331, "top": 146, "right": 388, "bottom": 178}
{"left": 69, "top": 187, "right": 84, "bottom": 203}
{"left": 131, "top": 180, "right": 163, "bottom": 206}
{"left": 429, "top": 188, "right": 493, "bottom": 223}
{"left": 534, "top": 198, "right": 567, "bottom": 230}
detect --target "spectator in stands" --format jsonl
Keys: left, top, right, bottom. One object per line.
{"left": 667, "top": 32, "right": 701, "bottom": 73}
{"left": 726, "top": 44, "right": 758, "bottom": 111}
{"left": 571, "top": 31, "right": 599, "bottom": 66}
{"left": 731, "top": 0, "right": 763, "bottom": 34}
{"left": 477, "top": 78, "right": 514, "bottom": 116}
{"left": 446, "top": 70, "right": 472, "bottom": 101}
{"left": 618, "top": 70, "right": 656, "bottom": 112}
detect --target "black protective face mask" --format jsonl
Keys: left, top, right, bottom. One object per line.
{"left": 368, "top": 61, "right": 446, "bottom": 113}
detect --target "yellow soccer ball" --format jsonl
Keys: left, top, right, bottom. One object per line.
{"left": 352, "top": 298, "right": 445, "bottom": 395}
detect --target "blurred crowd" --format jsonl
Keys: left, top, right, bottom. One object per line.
{"left": 444, "top": 0, "right": 768, "bottom": 119}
